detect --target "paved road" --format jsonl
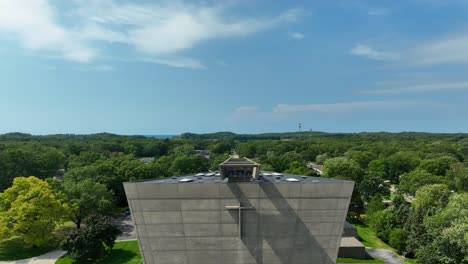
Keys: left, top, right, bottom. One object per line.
{"left": 367, "top": 248, "right": 405, "bottom": 264}
{"left": 112, "top": 214, "right": 137, "bottom": 240}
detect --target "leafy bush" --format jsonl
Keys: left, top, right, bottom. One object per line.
{"left": 389, "top": 228, "right": 407, "bottom": 252}
{"left": 61, "top": 215, "right": 121, "bottom": 262}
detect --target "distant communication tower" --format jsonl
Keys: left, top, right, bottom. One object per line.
{"left": 298, "top": 122, "right": 302, "bottom": 140}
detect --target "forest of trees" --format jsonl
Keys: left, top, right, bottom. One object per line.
{"left": 0, "top": 131, "right": 467, "bottom": 263}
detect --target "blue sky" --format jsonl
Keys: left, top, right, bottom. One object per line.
{"left": 1, "top": 0, "right": 468, "bottom": 135}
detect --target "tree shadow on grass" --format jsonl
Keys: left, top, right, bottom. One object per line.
{"left": 0, "top": 237, "right": 57, "bottom": 261}
{"left": 58, "top": 247, "right": 141, "bottom": 264}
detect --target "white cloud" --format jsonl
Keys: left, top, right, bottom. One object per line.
{"left": 368, "top": 8, "right": 391, "bottom": 16}
{"left": 0, "top": 0, "right": 304, "bottom": 67}
{"left": 0, "top": 0, "right": 94, "bottom": 62}
{"left": 289, "top": 32, "right": 305, "bottom": 40}
{"left": 360, "top": 81, "right": 468, "bottom": 94}
{"left": 350, "top": 44, "right": 400, "bottom": 61}
{"left": 408, "top": 34, "right": 468, "bottom": 65}
{"left": 119, "top": 6, "right": 303, "bottom": 55}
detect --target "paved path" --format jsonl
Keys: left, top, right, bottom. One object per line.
{"left": 367, "top": 248, "right": 405, "bottom": 264}
{"left": 112, "top": 215, "right": 136, "bottom": 240}
{"left": 0, "top": 250, "right": 66, "bottom": 264}
{"left": 0, "top": 215, "right": 137, "bottom": 264}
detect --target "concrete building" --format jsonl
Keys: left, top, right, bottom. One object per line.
{"left": 338, "top": 222, "right": 366, "bottom": 259}
{"left": 123, "top": 158, "right": 354, "bottom": 264}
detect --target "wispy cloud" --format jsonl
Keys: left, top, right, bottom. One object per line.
{"left": 350, "top": 44, "right": 400, "bottom": 61}
{"left": 360, "top": 81, "right": 468, "bottom": 94}
{"left": 273, "top": 101, "right": 410, "bottom": 113}
{"left": 368, "top": 8, "right": 391, "bottom": 16}
{"left": 352, "top": 31, "right": 468, "bottom": 66}
{"left": 0, "top": 0, "right": 94, "bottom": 62}
{"left": 289, "top": 32, "right": 305, "bottom": 40}
{"left": 235, "top": 106, "right": 259, "bottom": 113}
{"left": 408, "top": 33, "right": 468, "bottom": 65}
{"left": 235, "top": 100, "right": 417, "bottom": 117}
{"left": 0, "top": 0, "right": 304, "bottom": 68}
{"left": 142, "top": 57, "right": 206, "bottom": 70}
{"left": 79, "top": 64, "right": 116, "bottom": 72}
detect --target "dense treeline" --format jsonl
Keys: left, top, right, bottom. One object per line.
{"left": 0, "top": 131, "right": 467, "bottom": 263}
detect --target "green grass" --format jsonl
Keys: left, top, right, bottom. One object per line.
{"left": 337, "top": 257, "right": 385, "bottom": 263}
{"left": 348, "top": 218, "right": 418, "bottom": 264}
{"left": 56, "top": 240, "right": 142, "bottom": 264}
{"left": 0, "top": 222, "right": 74, "bottom": 261}
{"left": 348, "top": 219, "right": 393, "bottom": 250}
{"left": 404, "top": 258, "right": 418, "bottom": 264}
{"left": 0, "top": 236, "right": 57, "bottom": 261}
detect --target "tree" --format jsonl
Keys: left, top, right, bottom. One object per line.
{"left": 446, "top": 162, "right": 468, "bottom": 192}
{"left": 399, "top": 170, "right": 449, "bottom": 195}
{"left": 369, "top": 207, "right": 397, "bottom": 242}
{"left": 210, "top": 153, "right": 229, "bottom": 170}
{"left": 61, "top": 214, "right": 121, "bottom": 261}
{"left": 170, "top": 155, "right": 210, "bottom": 175}
{"left": 418, "top": 156, "right": 458, "bottom": 176}
{"left": 0, "top": 145, "right": 65, "bottom": 191}
{"left": 210, "top": 140, "right": 234, "bottom": 154}
{"left": 67, "top": 152, "right": 104, "bottom": 169}
{"left": 359, "top": 174, "right": 390, "bottom": 202}
{"left": 366, "top": 195, "right": 385, "bottom": 216}
{"left": 389, "top": 228, "right": 408, "bottom": 253}
{"left": 63, "top": 178, "right": 114, "bottom": 229}
{"left": 315, "top": 153, "right": 330, "bottom": 165}
{"left": 284, "top": 161, "right": 313, "bottom": 175}
{"left": 418, "top": 193, "right": 468, "bottom": 263}
{"left": 404, "top": 206, "right": 426, "bottom": 256}
{"left": 413, "top": 184, "right": 451, "bottom": 213}
{"left": 0, "top": 176, "right": 68, "bottom": 246}
{"left": 345, "top": 150, "right": 376, "bottom": 168}
{"left": 323, "top": 157, "right": 363, "bottom": 182}
{"left": 368, "top": 151, "right": 420, "bottom": 183}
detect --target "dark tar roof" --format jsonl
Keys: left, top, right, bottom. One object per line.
{"left": 130, "top": 171, "right": 352, "bottom": 184}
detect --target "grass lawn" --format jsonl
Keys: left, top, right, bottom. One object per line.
{"left": 337, "top": 257, "right": 385, "bottom": 263}
{"left": 348, "top": 218, "right": 418, "bottom": 264}
{"left": 0, "top": 221, "right": 75, "bottom": 261}
{"left": 404, "top": 258, "right": 418, "bottom": 264}
{"left": 0, "top": 236, "right": 58, "bottom": 261}
{"left": 348, "top": 219, "right": 393, "bottom": 250}
{"left": 56, "top": 240, "right": 142, "bottom": 264}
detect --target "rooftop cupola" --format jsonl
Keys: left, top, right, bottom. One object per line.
{"left": 219, "top": 157, "right": 260, "bottom": 182}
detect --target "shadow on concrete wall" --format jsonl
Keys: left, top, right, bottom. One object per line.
{"left": 226, "top": 183, "right": 336, "bottom": 264}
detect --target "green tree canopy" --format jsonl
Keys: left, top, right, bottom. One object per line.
{"left": 399, "top": 170, "right": 450, "bottom": 195}
{"left": 63, "top": 178, "right": 114, "bottom": 229}
{"left": 417, "top": 156, "right": 458, "bottom": 176}
{"left": 323, "top": 157, "right": 364, "bottom": 182}
{"left": 0, "top": 176, "right": 68, "bottom": 246}
{"left": 0, "top": 145, "right": 65, "bottom": 191}
{"left": 170, "top": 155, "right": 210, "bottom": 175}
{"left": 61, "top": 214, "right": 121, "bottom": 261}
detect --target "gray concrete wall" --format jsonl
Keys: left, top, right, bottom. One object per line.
{"left": 338, "top": 247, "right": 366, "bottom": 259}
{"left": 124, "top": 181, "right": 354, "bottom": 264}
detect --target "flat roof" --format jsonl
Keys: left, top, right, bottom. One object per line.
{"left": 220, "top": 157, "right": 259, "bottom": 166}
{"left": 128, "top": 171, "right": 353, "bottom": 184}
{"left": 340, "top": 237, "right": 365, "bottom": 248}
